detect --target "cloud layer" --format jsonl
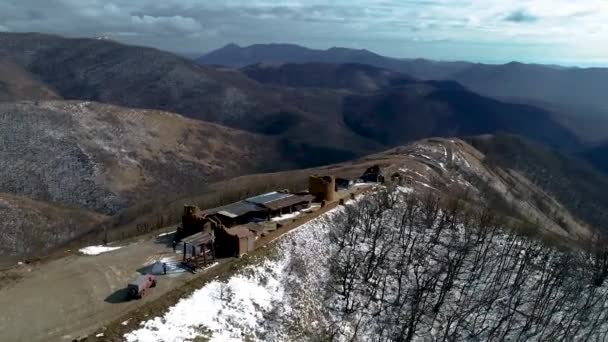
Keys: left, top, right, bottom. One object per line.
{"left": 1, "top": 0, "right": 606, "bottom": 63}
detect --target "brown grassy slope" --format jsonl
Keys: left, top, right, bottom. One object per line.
{"left": 0, "top": 192, "right": 107, "bottom": 258}
{"left": 0, "top": 58, "right": 61, "bottom": 101}
{"left": 0, "top": 100, "right": 295, "bottom": 216}
{"left": 72, "top": 137, "right": 593, "bottom": 252}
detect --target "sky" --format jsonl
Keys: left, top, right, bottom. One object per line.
{"left": 1, "top": 0, "right": 607, "bottom": 66}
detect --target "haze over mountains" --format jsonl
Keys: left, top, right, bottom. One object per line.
{"left": 200, "top": 42, "right": 608, "bottom": 143}
{"left": 2, "top": 31, "right": 608, "bottom": 259}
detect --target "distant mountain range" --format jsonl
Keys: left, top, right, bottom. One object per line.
{"left": 0, "top": 32, "right": 583, "bottom": 155}
{"left": 199, "top": 43, "right": 608, "bottom": 143}
{"left": 198, "top": 42, "right": 471, "bottom": 80}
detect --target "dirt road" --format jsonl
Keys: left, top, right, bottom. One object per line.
{"left": 0, "top": 231, "right": 202, "bottom": 341}
{"left": 0, "top": 186, "right": 374, "bottom": 342}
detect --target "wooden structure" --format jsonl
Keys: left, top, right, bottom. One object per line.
{"left": 180, "top": 205, "right": 216, "bottom": 239}
{"left": 180, "top": 191, "right": 314, "bottom": 258}
{"left": 309, "top": 175, "right": 336, "bottom": 202}
{"left": 181, "top": 231, "right": 216, "bottom": 270}
{"left": 215, "top": 226, "right": 256, "bottom": 257}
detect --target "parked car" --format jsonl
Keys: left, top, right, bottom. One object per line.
{"left": 127, "top": 274, "right": 156, "bottom": 299}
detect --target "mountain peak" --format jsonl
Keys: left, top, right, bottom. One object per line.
{"left": 222, "top": 42, "right": 241, "bottom": 49}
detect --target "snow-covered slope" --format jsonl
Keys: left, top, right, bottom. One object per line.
{"left": 125, "top": 190, "right": 608, "bottom": 342}
{"left": 125, "top": 199, "right": 343, "bottom": 342}
{"left": 368, "top": 137, "right": 592, "bottom": 242}
{"left": 124, "top": 137, "right": 603, "bottom": 341}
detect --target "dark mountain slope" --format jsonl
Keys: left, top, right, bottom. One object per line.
{"left": 0, "top": 33, "right": 586, "bottom": 163}
{"left": 241, "top": 62, "right": 416, "bottom": 91}
{"left": 0, "top": 33, "right": 284, "bottom": 125}
{"left": 467, "top": 134, "right": 608, "bottom": 233}
{"left": 0, "top": 33, "right": 382, "bottom": 163}
{"left": 200, "top": 43, "right": 608, "bottom": 112}
{"left": 238, "top": 62, "right": 581, "bottom": 152}
{"left": 343, "top": 83, "right": 581, "bottom": 151}
{"left": 200, "top": 43, "right": 608, "bottom": 143}
{"left": 502, "top": 98, "right": 608, "bottom": 144}
{"left": 579, "top": 143, "right": 608, "bottom": 175}
{"left": 452, "top": 62, "right": 608, "bottom": 113}
{"left": 198, "top": 43, "right": 471, "bottom": 79}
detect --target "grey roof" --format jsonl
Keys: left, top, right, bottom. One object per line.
{"left": 263, "top": 194, "right": 315, "bottom": 211}
{"left": 215, "top": 200, "right": 265, "bottom": 218}
{"left": 182, "top": 231, "right": 214, "bottom": 245}
{"left": 246, "top": 191, "right": 292, "bottom": 205}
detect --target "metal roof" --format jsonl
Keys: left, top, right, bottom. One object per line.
{"left": 225, "top": 226, "right": 254, "bottom": 238}
{"left": 246, "top": 191, "right": 292, "bottom": 205}
{"left": 182, "top": 231, "right": 214, "bottom": 245}
{"left": 263, "top": 194, "right": 315, "bottom": 211}
{"left": 215, "top": 201, "right": 265, "bottom": 218}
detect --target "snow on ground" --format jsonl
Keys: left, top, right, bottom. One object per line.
{"left": 397, "top": 186, "right": 414, "bottom": 194}
{"left": 410, "top": 170, "right": 430, "bottom": 180}
{"left": 78, "top": 245, "right": 122, "bottom": 255}
{"left": 125, "top": 205, "right": 345, "bottom": 342}
{"left": 270, "top": 210, "right": 302, "bottom": 222}
{"left": 127, "top": 259, "right": 286, "bottom": 342}
{"left": 416, "top": 180, "right": 438, "bottom": 191}
{"left": 157, "top": 230, "right": 176, "bottom": 237}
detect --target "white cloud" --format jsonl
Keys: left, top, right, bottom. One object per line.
{"left": 0, "top": 0, "right": 606, "bottom": 63}
{"left": 130, "top": 15, "right": 203, "bottom": 34}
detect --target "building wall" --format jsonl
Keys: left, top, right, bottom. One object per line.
{"left": 309, "top": 175, "right": 336, "bottom": 202}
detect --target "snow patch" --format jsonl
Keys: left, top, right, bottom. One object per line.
{"left": 125, "top": 258, "right": 288, "bottom": 342}
{"left": 397, "top": 186, "right": 414, "bottom": 194}
{"left": 157, "top": 230, "right": 176, "bottom": 237}
{"left": 79, "top": 245, "right": 122, "bottom": 255}
{"left": 271, "top": 210, "right": 304, "bottom": 222}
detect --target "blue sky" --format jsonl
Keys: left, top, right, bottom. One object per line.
{"left": 1, "top": 0, "right": 607, "bottom": 65}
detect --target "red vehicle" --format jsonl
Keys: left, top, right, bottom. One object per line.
{"left": 127, "top": 274, "right": 156, "bottom": 299}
